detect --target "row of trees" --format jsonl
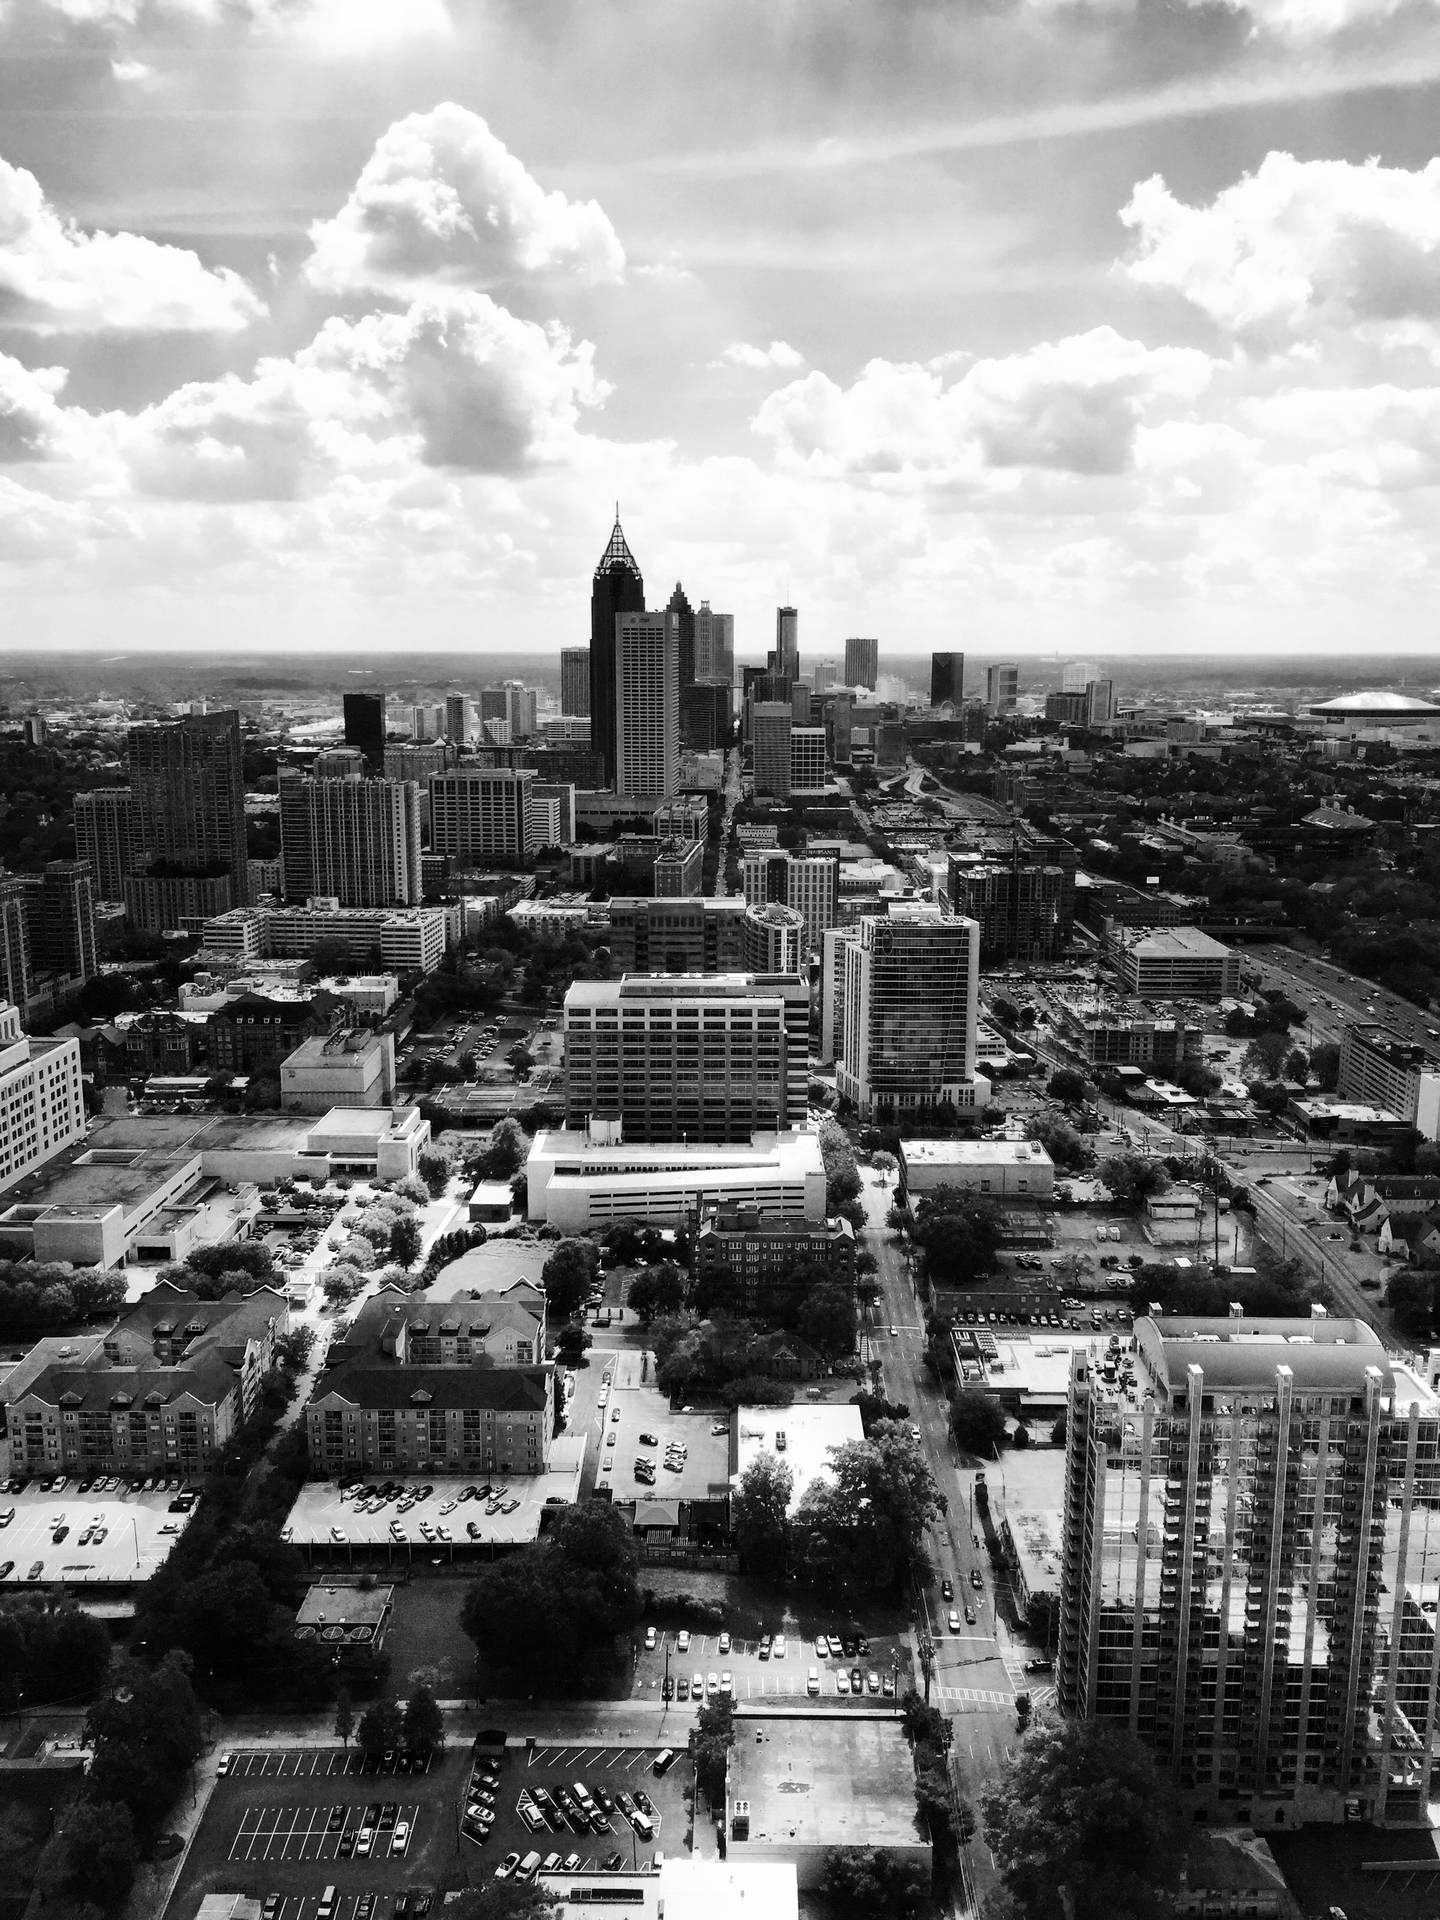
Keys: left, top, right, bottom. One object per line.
{"left": 334, "top": 1683, "right": 444, "bottom": 1759}
{"left": 0, "top": 1594, "right": 112, "bottom": 1713}
{"left": 0, "top": 1257, "right": 127, "bottom": 1331}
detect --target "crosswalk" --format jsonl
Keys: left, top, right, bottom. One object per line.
{"left": 939, "top": 1686, "right": 1014, "bottom": 1708}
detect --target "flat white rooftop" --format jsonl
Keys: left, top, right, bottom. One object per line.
{"left": 902, "top": 1139, "right": 1053, "bottom": 1167}
{"left": 733, "top": 1402, "right": 865, "bottom": 1514}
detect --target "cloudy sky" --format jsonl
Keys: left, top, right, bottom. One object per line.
{"left": 4, "top": 0, "right": 1440, "bottom": 661}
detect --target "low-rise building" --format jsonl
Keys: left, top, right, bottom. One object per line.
{"left": 899, "top": 1138, "right": 1055, "bottom": 1203}
{"left": 1, "top": 1282, "right": 285, "bottom": 1480}
{"left": 199, "top": 903, "right": 451, "bottom": 975}
{"left": 694, "top": 1206, "right": 855, "bottom": 1314}
{"left": 1107, "top": 925, "right": 1241, "bottom": 1000}
{"left": 1052, "top": 990, "right": 1205, "bottom": 1072}
{"left": 305, "top": 1283, "right": 552, "bottom": 1477}
{"left": 279, "top": 1029, "right": 396, "bottom": 1112}
{"left": 0, "top": 1141, "right": 232, "bottom": 1267}
{"left": 527, "top": 1122, "right": 827, "bottom": 1229}
{"left": 1338, "top": 1023, "right": 1440, "bottom": 1139}
{"left": 293, "top": 1580, "right": 395, "bottom": 1665}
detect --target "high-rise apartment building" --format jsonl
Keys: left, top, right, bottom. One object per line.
{"left": 410, "top": 704, "right": 443, "bottom": 741}
{"left": 607, "top": 896, "right": 747, "bottom": 975}
{"left": 986, "top": 664, "right": 1020, "bottom": 713}
{"left": 742, "top": 903, "right": 804, "bottom": 974}
{"left": 1086, "top": 678, "right": 1115, "bottom": 725}
{"left": 444, "top": 693, "right": 471, "bottom": 746}
{"left": 947, "top": 860, "right": 1071, "bottom": 965}
{"left": 931, "top": 652, "right": 964, "bottom": 707}
{"left": 775, "top": 606, "right": 799, "bottom": 678}
{"left": 615, "top": 611, "right": 679, "bottom": 799}
{"left": 382, "top": 741, "right": 454, "bottom": 783}
{"left": 278, "top": 773, "right": 422, "bottom": 907}
{"left": 820, "top": 925, "right": 858, "bottom": 1064}
{"left": 428, "top": 767, "right": 536, "bottom": 863}
{"left": 836, "top": 905, "right": 987, "bottom": 1119}
{"left": 127, "top": 709, "right": 249, "bottom": 910}
{"left": 74, "top": 789, "right": 135, "bottom": 901}
{"left": 695, "top": 602, "right": 734, "bottom": 685}
{"left": 1338, "top": 1025, "right": 1440, "bottom": 1136}
{"left": 0, "top": 1000, "right": 85, "bottom": 1194}
{"left": 560, "top": 647, "right": 591, "bottom": 717}
{"left": 342, "top": 691, "right": 387, "bottom": 773}
{"left": 750, "top": 702, "right": 793, "bottom": 798}
{"left": 812, "top": 661, "right": 838, "bottom": 694}
{"left": 591, "top": 513, "right": 646, "bottom": 790}
{"left": 844, "top": 636, "right": 879, "bottom": 690}
{"left": 790, "top": 728, "right": 828, "bottom": 792}
{"left": 563, "top": 972, "right": 809, "bottom": 1143}
{"left": 22, "top": 716, "right": 47, "bottom": 747}
{"left": 741, "top": 850, "right": 838, "bottom": 954}
{"left": 26, "top": 862, "right": 97, "bottom": 984}
{"left": 1059, "top": 1312, "right": 1440, "bottom": 1828}
{"left": 1062, "top": 660, "right": 1095, "bottom": 693}
{"left": 0, "top": 880, "right": 31, "bottom": 1010}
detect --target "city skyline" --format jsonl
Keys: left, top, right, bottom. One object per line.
{"left": 2, "top": 6, "right": 1440, "bottom": 655}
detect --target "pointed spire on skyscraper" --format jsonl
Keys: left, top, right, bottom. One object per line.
{"left": 596, "top": 507, "right": 640, "bottom": 582}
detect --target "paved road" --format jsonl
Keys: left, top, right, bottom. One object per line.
{"left": 858, "top": 1168, "right": 1028, "bottom": 1908}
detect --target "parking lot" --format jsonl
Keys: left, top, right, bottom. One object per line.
{"left": 0, "top": 1476, "right": 196, "bottom": 1587}
{"left": 229, "top": 1802, "right": 421, "bottom": 1865}
{"left": 281, "top": 1454, "right": 586, "bottom": 1557}
{"left": 591, "top": 1358, "right": 731, "bottom": 1503}
{"left": 632, "top": 1624, "right": 909, "bottom": 1705}
{"left": 501, "top": 1744, "right": 689, "bottom": 1871}
{"left": 219, "top": 1753, "right": 431, "bottom": 1781}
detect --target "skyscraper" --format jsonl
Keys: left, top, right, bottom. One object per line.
{"left": 342, "top": 691, "right": 387, "bottom": 773}
{"left": 444, "top": 693, "right": 471, "bottom": 746}
{"left": 74, "top": 789, "right": 135, "bottom": 901}
{"left": 1085, "top": 678, "right": 1114, "bottom": 725}
{"left": 27, "top": 861, "right": 97, "bottom": 984}
{"left": 931, "top": 652, "right": 964, "bottom": 707}
{"left": 278, "top": 772, "right": 422, "bottom": 906}
{"left": 844, "top": 636, "right": 878, "bottom": 689}
{"left": 836, "top": 905, "right": 988, "bottom": 1119}
{"left": 127, "top": 709, "right": 249, "bottom": 909}
{"left": 428, "top": 767, "right": 537, "bottom": 863}
{"left": 986, "top": 663, "right": 1019, "bottom": 713}
{"left": 615, "top": 611, "right": 679, "bottom": 799}
{"left": 695, "top": 602, "right": 733, "bottom": 685}
{"left": 1062, "top": 660, "right": 1095, "bottom": 693}
{"left": 667, "top": 583, "right": 696, "bottom": 690}
{"left": 750, "top": 702, "right": 793, "bottom": 798}
{"left": 560, "top": 647, "right": 591, "bottom": 717}
{"left": 590, "top": 512, "right": 646, "bottom": 789}
{"left": 775, "top": 606, "right": 799, "bottom": 678}
{"left": 1059, "top": 1312, "right": 1440, "bottom": 1829}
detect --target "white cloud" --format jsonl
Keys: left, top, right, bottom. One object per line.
{"left": 109, "top": 55, "right": 153, "bottom": 82}
{"left": 752, "top": 328, "right": 1213, "bottom": 481}
{"left": 0, "top": 353, "right": 70, "bottom": 461}
{"left": 1121, "top": 153, "right": 1440, "bottom": 348}
{"left": 1204, "top": 0, "right": 1431, "bottom": 39}
{"left": 0, "top": 154, "right": 264, "bottom": 334}
{"left": 9, "top": 0, "right": 452, "bottom": 44}
{"left": 122, "top": 291, "right": 608, "bottom": 501}
{"left": 305, "top": 103, "right": 625, "bottom": 301}
{"left": 713, "top": 340, "right": 805, "bottom": 371}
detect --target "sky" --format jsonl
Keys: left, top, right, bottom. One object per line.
{"left": 4, "top": 1, "right": 1440, "bottom": 661}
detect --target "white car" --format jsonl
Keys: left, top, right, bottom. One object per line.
{"left": 676, "top": 1630, "right": 691, "bottom": 1653}
{"left": 772, "top": 1633, "right": 785, "bottom": 1659}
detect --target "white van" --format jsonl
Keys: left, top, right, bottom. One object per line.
{"left": 517, "top": 1851, "right": 542, "bottom": 1883}
{"left": 631, "top": 1810, "right": 655, "bottom": 1843}
{"left": 317, "top": 1890, "right": 337, "bottom": 1920}
{"left": 807, "top": 1665, "right": 820, "bottom": 1696}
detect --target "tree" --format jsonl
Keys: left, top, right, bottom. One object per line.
{"left": 439, "top": 1886, "right": 560, "bottom": 1919}
{"left": 1283, "top": 1047, "right": 1310, "bottom": 1083}
{"left": 627, "top": 1262, "right": 688, "bottom": 1325}
{"left": 1310, "top": 1041, "right": 1341, "bottom": 1091}
{"left": 540, "top": 1238, "right": 600, "bottom": 1320}
{"left": 1097, "top": 1153, "right": 1170, "bottom": 1210}
{"left": 980, "top": 1720, "right": 1182, "bottom": 1920}
{"left": 1026, "top": 1113, "right": 1089, "bottom": 1173}
{"left": 792, "top": 1422, "right": 945, "bottom": 1592}
{"left": 555, "top": 1324, "right": 593, "bottom": 1362}
{"left": 417, "top": 1146, "right": 453, "bottom": 1197}
{"left": 357, "top": 1696, "right": 404, "bottom": 1756}
{"left": 86, "top": 1651, "right": 203, "bottom": 1822}
{"left": 819, "top": 1848, "right": 930, "bottom": 1917}
{"left": 389, "top": 1214, "right": 423, "bottom": 1269}
{"left": 477, "top": 1116, "right": 530, "bottom": 1179}
{"left": 334, "top": 1686, "right": 354, "bottom": 1749}
{"left": 797, "top": 1281, "right": 857, "bottom": 1360}
{"left": 402, "top": 1682, "right": 444, "bottom": 1757}
{"left": 951, "top": 1388, "right": 1008, "bottom": 1457}
{"left": 691, "top": 1694, "right": 734, "bottom": 1798}
{"left": 1389, "top": 1269, "right": 1436, "bottom": 1338}
{"left": 910, "top": 1188, "right": 1004, "bottom": 1286}
{"left": 732, "top": 1451, "right": 793, "bottom": 1577}
{"left": 1046, "top": 1067, "right": 1094, "bottom": 1105}
{"left": 275, "top": 1324, "right": 317, "bottom": 1372}
{"left": 818, "top": 1118, "right": 862, "bottom": 1206}
{"left": 1243, "top": 1031, "right": 1290, "bottom": 1080}
{"left": 38, "top": 1797, "right": 139, "bottom": 1911}
{"left": 461, "top": 1504, "right": 643, "bottom": 1682}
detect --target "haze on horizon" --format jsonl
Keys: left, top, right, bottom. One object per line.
{"left": 5, "top": 1, "right": 1440, "bottom": 658}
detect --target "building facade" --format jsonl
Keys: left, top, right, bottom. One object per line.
{"left": 278, "top": 773, "right": 422, "bottom": 907}
{"left": 742, "top": 903, "right": 804, "bottom": 975}
{"left": 986, "top": 664, "right": 1020, "bottom": 713}
{"left": 564, "top": 972, "right": 809, "bottom": 1143}
{"left": 0, "top": 1001, "right": 86, "bottom": 1195}
{"left": 947, "top": 860, "right": 1071, "bottom": 965}
{"left": 931, "top": 652, "right": 964, "bottom": 707}
{"left": 615, "top": 611, "right": 680, "bottom": 799}
{"left": 1110, "top": 926, "right": 1242, "bottom": 1000}
{"left": 1059, "top": 1313, "right": 1440, "bottom": 1828}
{"left": 590, "top": 514, "right": 647, "bottom": 789}
{"left": 836, "top": 905, "right": 987, "bottom": 1119}
{"left": 428, "top": 767, "right": 536, "bottom": 863}
{"left": 342, "top": 691, "right": 387, "bottom": 773}
{"left": 750, "top": 703, "right": 792, "bottom": 797}
{"left": 694, "top": 1207, "right": 855, "bottom": 1314}
{"left": 560, "top": 646, "right": 591, "bottom": 717}
{"left": 1338, "top": 1025, "right": 1440, "bottom": 1138}
{"left": 126, "top": 708, "right": 249, "bottom": 910}
{"left": 74, "top": 789, "right": 136, "bottom": 900}
{"left": 607, "top": 896, "right": 747, "bottom": 974}
{"left": 844, "top": 636, "right": 878, "bottom": 689}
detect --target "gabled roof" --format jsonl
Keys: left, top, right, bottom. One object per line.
{"left": 311, "top": 1366, "right": 550, "bottom": 1414}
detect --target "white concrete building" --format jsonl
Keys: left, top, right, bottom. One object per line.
{"left": 899, "top": 1137, "right": 1054, "bottom": 1202}
{"left": 0, "top": 1002, "right": 85, "bottom": 1196}
{"left": 526, "top": 1123, "right": 827, "bottom": 1229}
{"left": 280, "top": 1030, "right": 397, "bottom": 1112}
{"left": 616, "top": 610, "right": 679, "bottom": 799}
{"left": 837, "top": 906, "right": 989, "bottom": 1119}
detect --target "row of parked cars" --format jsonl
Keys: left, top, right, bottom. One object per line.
{"left": 2, "top": 1474, "right": 190, "bottom": 1497}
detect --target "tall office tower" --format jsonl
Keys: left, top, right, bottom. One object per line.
{"left": 812, "top": 661, "right": 838, "bottom": 694}
{"left": 444, "top": 693, "right": 471, "bottom": 746}
{"left": 503, "top": 681, "right": 538, "bottom": 738}
{"left": 563, "top": 972, "right": 809, "bottom": 1143}
{"left": 342, "top": 691, "right": 387, "bottom": 773}
{"left": 278, "top": 773, "right": 422, "bottom": 906}
{"left": 695, "top": 601, "right": 733, "bottom": 684}
{"left": 428, "top": 767, "right": 536, "bottom": 863}
{"left": 27, "top": 861, "right": 97, "bottom": 983}
{"left": 127, "top": 708, "right": 249, "bottom": 909}
{"left": 74, "top": 788, "right": 135, "bottom": 900}
{"left": 844, "top": 636, "right": 878, "bottom": 690}
{"left": 680, "top": 683, "right": 732, "bottom": 752}
{"left": 667, "top": 583, "right": 696, "bottom": 690}
{"left": 383, "top": 741, "right": 454, "bottom": 782}
{"left": 750, "top": 702, "right": 793, "bottom": 798}
{"left": 0, "top": 879, "right": 31, "bottom": 1010}
{"left": 1085, "top": 678, "right": 1114, "bottom": 725}
{"left": 820, "top": 925, "right": 858, "bottom": 1064}
{"left": 947, "top": 860, "right": 1070, "bottom": 966}
{"left": 743, "top": 902, "right": 804, "bottom": 974}
{"left": 790, "top": 728, "right": 828, "bottom": 792}
{"left": 1059, "top": 1314, "right": 1440, "bottom": 1829}
{"left": 775, "top": 605, "right": 799, "bottom": 679}
{"left": 560, "top": 647, "right": 591, "bottom": 717}
{"left": 931, "top": 652, "right": 964, "bottom": 708}
{"left": 0, "top": 1000, "right": 85, "bottom": 1194}
{"left": 790, "top": 682, "right": 813, "bottom": 724}
{"left": 744, "top": 850, "right": 838, "bottom": 957}
{"left": 615, "top": 611, "right": 679, "bottom": 799}
{"left": 836, "top": 905, "right": 987, "bottom": 1120}
{"left": 1062, "top": 660, "right": 1094, "bottom": 693}
{"left": 985, "top": 663, "right": 1019, "bottom": 713}
{"left": 590, "top": 512, "right": 646, "bottom": 789}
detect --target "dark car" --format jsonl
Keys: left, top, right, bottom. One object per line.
{"left": 51, "top": 1525, "right": 68, "bottom": 1544}
{"left": 0, "top": 1562, "right": 12, "bottom": 1579}
{"left": 604, "top": 1852, "right": 624, "bottom": 1871}
{"left": 633, "top": 1790, "right": 654, "bottom": 1817}
{"left": 594, "top": 1788, "right": 615, "bottom": 1816}
{"left": 339, "top": 1833, "right": 356, "bottom": 1858}
{"left": 661, "top": 1677, "right": 674, "bottom": 1700}
{"left": 327, "top": 1806, "right": 345, "bottom": 1831}
{"left": 940, "top": 1578, "right": 953, "bottom": 1601}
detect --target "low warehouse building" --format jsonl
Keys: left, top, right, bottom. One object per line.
{"left": 900, "top": 1138, "right": 1054, "bottom": 1203}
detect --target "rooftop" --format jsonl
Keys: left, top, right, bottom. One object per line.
{"left": 1309, "top": 690, "right": 1440, "bottom": 715}
{"left": 1115, "top": 926, "right": 1234, "bottom": 959}
{"left": 733, "top": 1402, "right": 866, "bottom": 1515}
{"left": 0, "top": 1147, "right": 199, "bottom": 1216}
{"left": 728, "top": 1710, "right": 926, "bottom": 1853}
{"left": 295, "top": 1581, "right": 393, "bottom": 1629}
{"left": 1135, "top": 1314, "right": 1433, "bottom": 1401}
{"left": 566, "top": 973, "right": 804, "bottom": 1007}
{"left": 901, "top": 1139, "right": 1054, "bottom": 1168}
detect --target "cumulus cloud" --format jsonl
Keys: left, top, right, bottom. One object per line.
{"left": 753, "top": 327, "right": 1213, "bottom": 480}
{"left": 123, "top": 291, "right": 607, "bottom": 501}
{"left": 0, "top": 154, "right": 264, "bottom": 334}
{"left": 305, "top": 103, "right": 625, "bottom": 300}
{"left": 1203, "top": 0, "right": 1429, "bottom": 38}
{"left": 1121, "top": 153, "right": 1440, "bottom": 348}
{"left": 0, "top": 353, "right": 70, "bottom": 461}
{"left": 713, "top": 340, "right": 805, "bottom": 371}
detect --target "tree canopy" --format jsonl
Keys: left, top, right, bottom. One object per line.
{"left": 540, "top": 1239, "right": 601, "bottom": 1320}
{"left": 732, "top": 1451, "right": 793, "bottom": 1578}
{"left": 950, "top": 1387, "right": 1008, "bottom": 1457}
{"left": 627, "top": 1261, "right": 688, "bottom": 1325}
{"left": 910, "top": 1188, "right": 1004, "bottom": 1287}
{"left": 1098, "top": 1153, "right": 1170, "bottom": 1209}
{"left": 792, "top": 1421, "right": 945, "bottom": 1593}
{"left": 461, "top": 1503, "right": 643, "bottom": 1681}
